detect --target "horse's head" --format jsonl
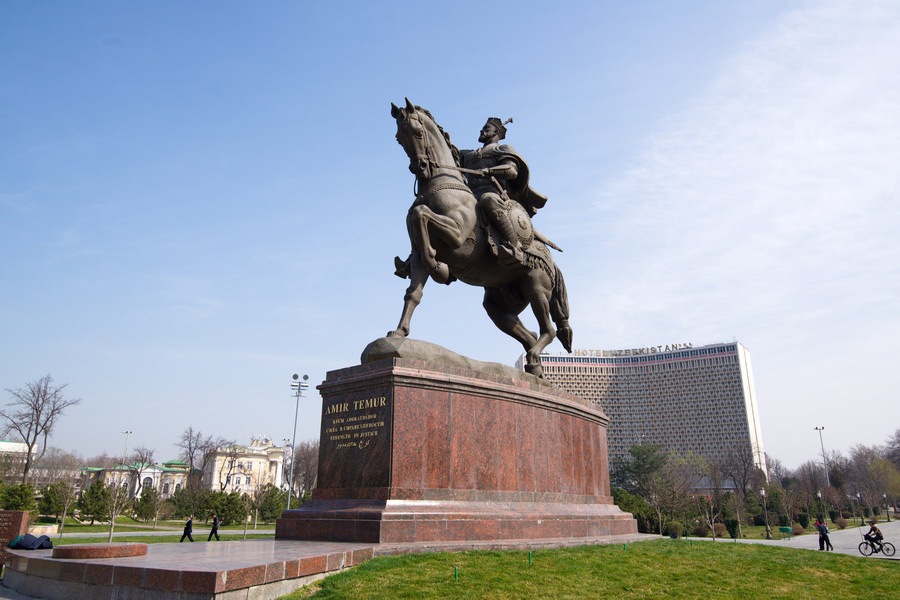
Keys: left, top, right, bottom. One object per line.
{"left": 391, "top": 98, "right": 433, "bottom": 180}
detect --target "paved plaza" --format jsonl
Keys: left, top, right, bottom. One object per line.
{"left": 704, "top": 518, "right": 900, "bottom": 560}
{"left": 1, "top": 520, "right": 895, "bottom": 598}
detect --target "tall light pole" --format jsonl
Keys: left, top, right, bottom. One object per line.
{"left": 286, "top": 374, "right": 309, "bottom": 511}
{"left": 760, "top": 488, "right": 772, "bottom": 539}
{"left": 813, "top": 427, "right": 830, "bottom": 487}
{"left": 121, "top": 431, "right": 132, "bottom": 464}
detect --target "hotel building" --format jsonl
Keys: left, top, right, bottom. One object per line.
{"left": 519, "top": 342, "right": 766, "bottom": 474}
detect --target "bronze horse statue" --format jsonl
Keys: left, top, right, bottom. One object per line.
{"left": 388, "top": 100, "right": 572, "bottom": 378}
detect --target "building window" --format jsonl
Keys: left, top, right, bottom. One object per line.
{"left": 163, "top": 483, "right": 170, "bottom": 494}
{"left": 175, "top": 483, "right": 181, "bottom": 491}
{"left": 246, "top": 475, "right": 252, "bottom": 486}
{"left": 235, "top": 476, "right": 242, "bottom": 486}
{"left": 143, "top": 477, "right": 153, "bottom": 489}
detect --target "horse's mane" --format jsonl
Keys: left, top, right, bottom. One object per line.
{"left": 416, "top": 106, "right": 461, "bottom": 166}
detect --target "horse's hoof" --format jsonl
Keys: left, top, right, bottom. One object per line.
{"left": 525, "top": 363, "right": 545, "bottom": 378}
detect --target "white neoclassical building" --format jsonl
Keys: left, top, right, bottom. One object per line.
{"left": 201, "top": 437, "right": 286, "bottom": 494}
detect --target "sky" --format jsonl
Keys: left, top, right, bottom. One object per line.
{"left": 1, "top": 1, "right": 898, "bottom": 469}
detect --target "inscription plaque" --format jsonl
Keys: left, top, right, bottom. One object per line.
{"left": 317, "top": 389, "right": 393, "bottom": 490}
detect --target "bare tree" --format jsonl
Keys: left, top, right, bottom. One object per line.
{"left": 55, "top": 478, "right": 79, "bottom": 540}
{"left": 292, "top": 439, "right": 319, "bottom": 497}
{"left": 722, "top": 448, "right": 764, "bottom": 500}
{"left": 886, "top": 428, "right": 900, "bottom": 470}
{"left": 131, "top": 446, "right": 155, "bottom": 498}
{"left": 175, "top": 427, "right": 224, "bottom": 489}
{"left": 105, "top": 479, "right": 132, "bottom": 542}
{"left": 85, "top": 452, "right": 118, "bottom": 469}
{"left": 216, "top": 443, "right": 240, "bottom": 491}
{"left": 1, "top": 375, "right": 80, "bottom": 483}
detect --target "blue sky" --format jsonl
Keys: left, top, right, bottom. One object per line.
{"left": 2, "top": 1, "right": 897, "bottom": 468}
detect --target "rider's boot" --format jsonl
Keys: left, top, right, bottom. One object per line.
{"left": 394, "top": 254, "right": 412, "bottom": 279}
{"left": 492, "top": 210, "right": 527, "bottom": 267}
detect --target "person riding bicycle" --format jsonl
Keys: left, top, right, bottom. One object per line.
{"left": 864, "top": 520, "right": 884, "bottom": 551}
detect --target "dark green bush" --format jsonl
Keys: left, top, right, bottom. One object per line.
{"left": 778, "top": 515, "right": 789, "bottom": 527}
{"left": 828, "top": 509, "right": 838, "bottom": 522}
{"left": 724, "top": 518, "right": 739, "bottom": 539}
{"left": 798, "top": 513, "right": 810, "bottom": 529}
{"left": 666, "top": 521, "right": 684, "bottom": 539}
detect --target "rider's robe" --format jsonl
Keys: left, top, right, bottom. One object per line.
{"left": 460, "top": 144, "right": 548, "bottom": 216}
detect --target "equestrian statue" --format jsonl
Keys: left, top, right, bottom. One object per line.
{"left": 388, "top": 99, "right": 573, "bottom": 378}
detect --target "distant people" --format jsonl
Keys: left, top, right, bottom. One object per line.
{"left": 814, "top": 519, "right": 826, "bottom": 551}
{"left": 817, "top": 519, "right": 833, "bottom": 551}
{"left": 208, "top": 514, "right": 220, "bottom": 542}
{"left": 180, "top": 515, "right": 194, "bottom": 543}
{"left": 865, "top": 520, "right": 883, "bottom": 552}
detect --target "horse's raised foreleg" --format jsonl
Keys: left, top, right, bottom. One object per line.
{"left": 388, "top": 253, "right": 428, "bottom": 338}
{"left": 482, "top": 288, "right": 537, "bottom": 351}
{"left": 408, "top": 204, "right": 473, "bottom": 284}
{"left": 522, "top": 272, "right": 557, "bottom": 378}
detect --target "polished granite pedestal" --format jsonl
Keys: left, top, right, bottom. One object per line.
{"left": 276, "top": 357, "right": 637, "bottom": 544}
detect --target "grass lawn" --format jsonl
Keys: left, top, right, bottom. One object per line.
{"left": 54, "top": 533, "right": 275, "bottom": 544}
{"left": 282, "top": 539, "right": 899, "bottom": 600}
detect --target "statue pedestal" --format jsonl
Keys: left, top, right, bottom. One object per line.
{"left": 276, "top": 357, "right": 637, "bottom": 543}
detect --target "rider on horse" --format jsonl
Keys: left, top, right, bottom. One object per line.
{"left": 459, "top": 117, "right": 548, "bottom": 268}
{"left": 395, "top": 116, "right": 557, "bottom": 279}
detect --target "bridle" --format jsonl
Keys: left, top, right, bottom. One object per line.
{"left": 401, "top": 109, "right": 468, "bottom": 198}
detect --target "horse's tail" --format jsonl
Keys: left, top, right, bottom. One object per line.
{"left": 550, "top": 262, "right": 573, "bottom": 353}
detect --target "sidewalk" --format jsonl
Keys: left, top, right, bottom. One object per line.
{"left": 703, "top": 518, "right": 900, "bottom": 560}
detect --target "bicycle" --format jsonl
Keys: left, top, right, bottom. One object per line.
{"left": 858, "top": 539, "right": 896, "bottom": 557}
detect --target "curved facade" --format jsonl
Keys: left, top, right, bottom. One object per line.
{"left": 519, "top": 342, "right": 766, "bottom": 474}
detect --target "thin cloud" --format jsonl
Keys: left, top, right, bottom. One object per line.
{"left": 580, "top": 0, "right": 900, "bottom": 346}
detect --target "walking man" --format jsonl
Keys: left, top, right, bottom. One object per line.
{"left": 180, "top": 515, "right": 194, "bottom": 543}
{"left": 208, "top": 513, "right": 220, "bottom": 542}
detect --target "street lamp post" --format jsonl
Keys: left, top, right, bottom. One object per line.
{"left": 885, "top": 494, "right": 892, "bottom": 522}
{"left": 856, "top": 492, "right": 865, "bottom": 526}
{"left": 761, "top": 488, "right": 772, "bottom": 539}
{"left": 286, "top": 374, "right": 309, "bottom": 511}
{"left": 813, "top": 427, "right": 830, "bottom": 488}
{"left": 121, "top": 430, "right": 132, "bottom": 464}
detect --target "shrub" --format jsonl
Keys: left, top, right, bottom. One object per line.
{"left": 692, "top": 523, "right": 709, "bottom": 538}
{"left": 714, "top": 523, "right": 727, "bottom": 538}
{"left": 724, "top": 518, "right": 739, "bottom": 539}
{"left": 798, "top": 513, "right": 810, "bottom": 529}
{"left": 778, "top": 515, "right": 789, "bottom": 527}
{"left": 872, "top": 506, "right": 881, "bottom": 516}
{"left": 863, "top": 507, "right": 871, "bottom": 518}
{"left": 792, "top": 525, "right": 805, "bottom": 535}
{"left": 666, "top": 521, "right": 684, "bottom": 539}
{"left": 835, "top": 518, "right": 848, "bottom": 529}
{"left": 828, "top": 509, "right": 838, "bottom": 523}
{"left": 841, "top": 511, "right": 852, "bottom": 519}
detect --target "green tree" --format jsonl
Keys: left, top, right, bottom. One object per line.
{"left": 133, "top": 486, "right": 157, "bottom": 521}
{"left": 612, "top": 487, "right": 653, "bottom": 533}
{"left": 3, "top": 483, "right": 37, "bottom": 512}
{"left": 78, "top": 480, "right": 109, "bottom": 525}
{"left": 39, "top": 483, "right": 65, "bottom": 521}
{"left": 611, "top": 444, "right": 668, "bottom": 497}
{"left": 259, "top": 485, "right": 285, "bottom": 523}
